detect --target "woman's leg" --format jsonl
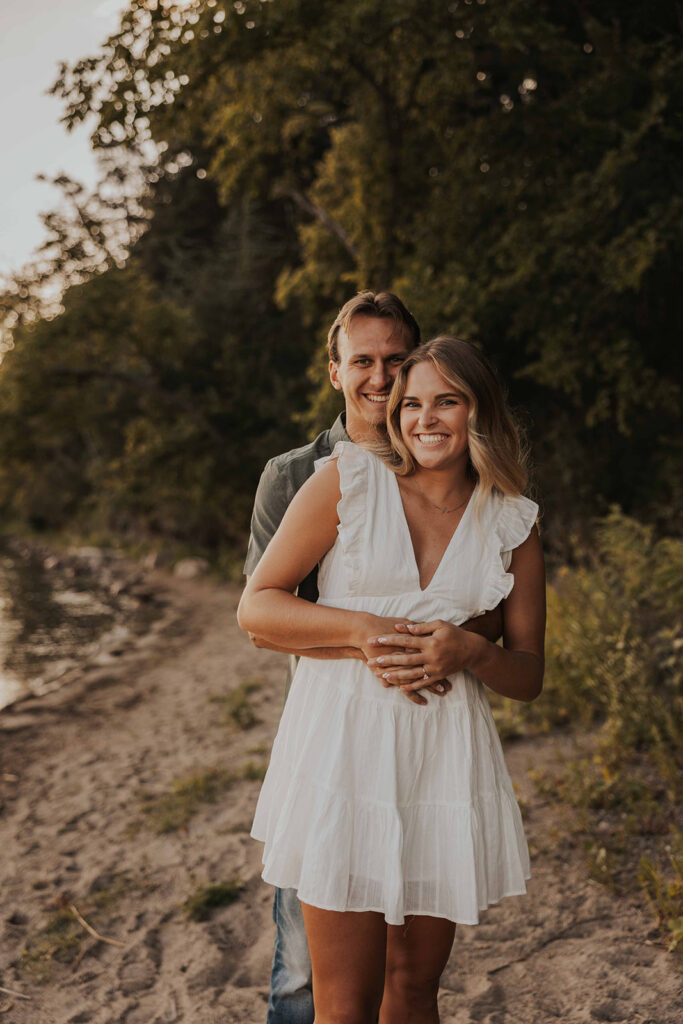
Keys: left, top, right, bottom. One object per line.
{"left": 301, "top": 903, "right": 387, "bottom": 1024}
{"left": 380, "top": 916, "right": 456, "bottom": 1024}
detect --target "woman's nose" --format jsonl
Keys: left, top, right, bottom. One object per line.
{"left": 418, "top": 405, "right": 437, "bottom": 425}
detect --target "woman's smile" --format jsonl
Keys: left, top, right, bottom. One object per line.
{"left": 400, "top": 361, "right": 470, "bottom": 470}
{"left": 414, "top": 432, "right": 450, "bottom": 446}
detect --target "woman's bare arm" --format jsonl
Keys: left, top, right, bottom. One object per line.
{"left": 238, "top": 461, "right": 403, "bottom": 652}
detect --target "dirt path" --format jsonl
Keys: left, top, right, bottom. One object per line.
{"left": 0, "top": 573, "right": 680, "bottom": 1024}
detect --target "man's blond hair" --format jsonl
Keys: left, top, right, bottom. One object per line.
{"left": 327, "top": 291, "right": 421, "bottom": 362}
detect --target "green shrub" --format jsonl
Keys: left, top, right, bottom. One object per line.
{"left": 496, "top": 510, "right": 682, "bottom": 946}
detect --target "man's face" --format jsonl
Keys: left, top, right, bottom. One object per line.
{"left": 329, "top": 315, "right": 412, "bottom": 441}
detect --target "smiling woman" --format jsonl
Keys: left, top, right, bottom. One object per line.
{"left": 238, "top": 334, "right": 546, "bottom": 1022}
{"left": 373, "top": 335, "right": 529, "bottom": 521}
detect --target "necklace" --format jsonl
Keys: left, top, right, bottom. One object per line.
{"left": 414, "top": 483, "right": 473, "bottom": 515}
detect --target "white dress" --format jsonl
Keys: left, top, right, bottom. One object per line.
{"left": 251, "top": 442, "right": 538, "bottom": 926}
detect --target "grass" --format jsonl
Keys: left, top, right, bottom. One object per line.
{"left": 20, "top": 908, "right": 82, "bottom": 981}
{"left": 638, "top": 838, "right": 683, "bottom": 953}
{"left": 239, "top": 760, "right": 267, "bottom": 782}
{"left": 19, "top": 875, "right": 133, "bottom": 982}
{"left": 183, "top": 879, "right": 244, "bottom": 921}
{"left": 209, "top": 676, "right": 263, "bottom": 730}
{"left": 138, "top": 758, "right": 268, "bottom": 833}
{"left": 140, "top": 767, "right": 236, "bottom": 833}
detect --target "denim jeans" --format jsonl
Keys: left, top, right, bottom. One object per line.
{"left": 267, "top": 887, "right": 314, "bottom": 1024}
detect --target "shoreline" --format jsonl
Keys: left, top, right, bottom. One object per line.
{"left": 0, "top": 570, "right": 680, "bottom": 1023}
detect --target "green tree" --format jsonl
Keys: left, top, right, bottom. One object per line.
{"left": 1, "top": 0, "right": 680, "bottom": 551}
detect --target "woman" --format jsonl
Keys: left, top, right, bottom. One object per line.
{"left": 238, "top": 337, "right": 546, "bottom": 1023}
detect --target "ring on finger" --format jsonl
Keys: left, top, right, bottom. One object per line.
{"left": 422, "top": 666, "right": 429, "bottom": 681}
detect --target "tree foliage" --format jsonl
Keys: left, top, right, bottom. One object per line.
{"left": 0, "top": 0, "right": 680, "bottom": 552}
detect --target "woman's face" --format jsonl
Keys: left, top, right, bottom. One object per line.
{"left": 399, "top": 361, "right": 470, "bottom": 472}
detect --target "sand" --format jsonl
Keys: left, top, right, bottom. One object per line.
{"left": 0, "top": 569, "right": 680, "bottom": 1024}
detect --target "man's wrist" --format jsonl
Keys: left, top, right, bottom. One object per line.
{"left": 462, "top": 629, "right": 489, "bottom": 673}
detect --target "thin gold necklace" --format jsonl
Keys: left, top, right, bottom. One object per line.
{"left": 414, "top": 483, "right": 473, "bottom": 515}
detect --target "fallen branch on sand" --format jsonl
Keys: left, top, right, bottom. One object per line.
{"left": 0, "top": 984, "right": 31, "bottom": 1000}
{"left": 70, "top": 904, "right": 126, "bottom": 949}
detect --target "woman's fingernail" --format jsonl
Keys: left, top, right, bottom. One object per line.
{"left": 435, "top": 684, "right": 444, "bottom": 693}
{"left": 376, "top": 657, "right": 386, "bottom": 665}
{"left": 382, "top": 673, "right": 392, "bottom": 680}
{"left": 377, "top": 637, "right": 387, "bottom": 644}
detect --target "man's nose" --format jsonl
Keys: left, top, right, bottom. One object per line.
{"left": 369, "top": 361, "right": 392, "bottom": 388}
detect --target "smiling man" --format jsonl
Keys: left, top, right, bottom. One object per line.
{"left": 243, "top": 292, "right": 420, "bottom": 1024}
{"left": 244, "top": 292, "right": 421, "bottom": 624}
{"left": 243, "top": 292, "right": 502, "bottom": 1024}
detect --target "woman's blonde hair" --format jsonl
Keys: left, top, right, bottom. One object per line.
{"left": 370, "top": 336, "right": 529, "bottom": 505}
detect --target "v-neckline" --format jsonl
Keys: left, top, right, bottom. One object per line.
{"left": 389, "top": 468, "right": 477, "bottom": 593}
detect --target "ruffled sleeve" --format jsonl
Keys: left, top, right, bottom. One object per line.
{"left": 497, "top": 494, "right": 539, "bottom": 569}
{"left": 314, "top": 441, "right": 369, "bottom": 593}
{"left": 476, "top": 493, "right": 539, "bottom": 613}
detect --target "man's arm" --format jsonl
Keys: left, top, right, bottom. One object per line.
{"left": 459, "top": 605, "right": 503, "bottom": 644}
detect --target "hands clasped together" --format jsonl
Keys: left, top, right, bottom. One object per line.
{"left": 363, "top": 618, "right": 478, "bottom": 707}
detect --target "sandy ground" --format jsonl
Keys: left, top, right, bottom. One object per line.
{"left": 0, "top": 571, "right": 680, "bottom": 1024}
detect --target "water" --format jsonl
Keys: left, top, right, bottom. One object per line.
{"left": 0, "top": 539, "right": 160, "bottom": 710}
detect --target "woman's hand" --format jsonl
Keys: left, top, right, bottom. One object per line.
{"left": 365, "top": 620, "right": 476, "bottom": 694}
{"left": 355, "top": 614, "right": 452, "bottom": 707}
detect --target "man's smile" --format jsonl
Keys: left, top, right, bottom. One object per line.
{"left": 364, "top": 393, "right": 390, "bottom": 404}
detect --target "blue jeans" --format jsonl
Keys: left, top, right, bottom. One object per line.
{"left": 267, "top": 887, "right": 314, "bottom": 1024}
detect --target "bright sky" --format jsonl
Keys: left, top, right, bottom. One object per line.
{"left": 0, "top": 0, "right": 126, "bottom": 276}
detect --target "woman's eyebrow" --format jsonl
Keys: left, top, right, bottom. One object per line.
{"left": 402, "top": 392, "right": 462, "bottom": 401}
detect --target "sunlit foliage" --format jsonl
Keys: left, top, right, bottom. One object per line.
{"left": 0, "top": 0, "right": 680, "bottom": 550}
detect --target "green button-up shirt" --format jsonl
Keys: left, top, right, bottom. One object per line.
{"left": 243, "top": 414, "right": 350, "bottom": 693}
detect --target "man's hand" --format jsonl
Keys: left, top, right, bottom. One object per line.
{"left": 365, "top": 619, "right": 478, "bottom": 693}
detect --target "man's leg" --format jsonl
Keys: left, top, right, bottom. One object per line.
{"left": 267, "top": 887, "right": 314, "bottom": 1024}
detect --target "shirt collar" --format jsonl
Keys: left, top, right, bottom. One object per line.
{"left": 329, "top": 412, "right": 350, "bottom": 447}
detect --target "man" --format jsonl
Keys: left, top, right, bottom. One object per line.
{"left": 244, "top": 291, "right": 501, "bottom": 1024}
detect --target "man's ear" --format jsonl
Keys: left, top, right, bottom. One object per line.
{"left": 329, "top": 360, "right": 342, "bottom": 390}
